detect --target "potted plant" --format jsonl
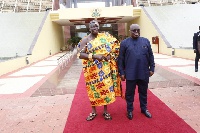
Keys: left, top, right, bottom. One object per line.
{"left": 71, "top": 36, "right": 82, "bottom": 48}
{"left": 66, "top": 38, "right": 73, "bottom": 50}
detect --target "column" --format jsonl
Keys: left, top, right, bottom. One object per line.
{"left": 126, "top": 0, "right": 132, "bottom": 5}
{"left": 112, "top": 0, "right": 116, "bottom": 6}
{"left": 73, "top": 0, "right": 77, "bottom": 8}
{"left": 105, "top": 0, "right": 110, "bottom": 7}
{"left": 65, "top": 0, "right": 72, "bottom": 8}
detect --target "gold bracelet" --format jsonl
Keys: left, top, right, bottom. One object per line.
{"left": 88, "top": 53, "right": 93, "bottom": 61}
{"left": 110, "top": 53, "right": 115, "bottom": 59}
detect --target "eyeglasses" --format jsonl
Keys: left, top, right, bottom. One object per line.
{"left": 129, "top": 29, "right": 140, "bottom": 33}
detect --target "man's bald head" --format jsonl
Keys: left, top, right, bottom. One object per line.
{"left": 130, "top": 24, "right": 140, "bottom": 30}
{"left": 130, "top": 24, "right": 140, "bottom": 39}
{"left": 89, "top": 20, "right": 99, "bottom": 29}
{"left": 89, "top": 20, "right": 99, "bottom": 35}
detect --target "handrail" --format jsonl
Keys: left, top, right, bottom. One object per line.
{"left": 57, "top": 48, "right": 77, "bottom": 73}
{"left": 57, "top": 52, "right": 68, "bottom": 62}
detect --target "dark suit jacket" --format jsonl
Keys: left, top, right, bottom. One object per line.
{"left": 118, "top": 37, "right": 155, "bottom": 81}
{"left": 193, "top": 31, "right": 200, "bottom": 50}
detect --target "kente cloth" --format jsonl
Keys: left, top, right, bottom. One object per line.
{"left": 80, "top": 33, "right": 122, "bottom": 106}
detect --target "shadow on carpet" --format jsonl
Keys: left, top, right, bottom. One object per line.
{"left": 63, "top": 72, "right": 196, "bottom": 133}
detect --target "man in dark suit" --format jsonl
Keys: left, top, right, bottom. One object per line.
{"left": 193, "top": 26, "right": 200, "bottom": 72}
{"left": 118, "top": 24, "right": 155, "bottom": 120}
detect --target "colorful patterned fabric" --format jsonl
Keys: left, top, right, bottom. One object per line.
{"left": 78, "top": 32, "right": 122, "bottom": 106}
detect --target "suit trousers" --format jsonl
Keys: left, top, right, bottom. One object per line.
{"left": 125, "top": 79, "right": 148, "bottom": 112}
{"left": 195, "top": 52, "right": 200, "bottom": 69}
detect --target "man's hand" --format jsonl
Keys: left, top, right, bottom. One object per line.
{"left": 104, "top": 54, "right": 111, "bottom": 61}
{"left": 93, "top": 54, "right": 106, "bottom": 61}
{"left": 149, "top": 71, "right": 154, "bottom": 77}
{"left": 194, "top": 49, "right": 197, "bottom": 53}
{"left": 121, "top": 75, "right": 126, "bottom": 81}
{"left": 93, "top": 54, "right": 111, "bottom": 61}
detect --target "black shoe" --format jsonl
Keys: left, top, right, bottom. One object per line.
{"left": 195, "top": 69, "right": 198, "bottom": 72}
{"left": 141, "top": 110, "right": 152, "bottom": 118}
{"left": 127, "top": 112, "right": 133, "bottom": 120}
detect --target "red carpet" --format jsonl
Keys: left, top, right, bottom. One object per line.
{"left": 63, "top": 72, "right": 196, "bottom": 133}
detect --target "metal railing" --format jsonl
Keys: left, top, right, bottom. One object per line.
{"left": 57, "top": 48, "right": 77, "bottom": 73}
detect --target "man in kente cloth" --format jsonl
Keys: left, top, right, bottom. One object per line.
{"left": 77, "top": 20, "right": 122, "bottom": 121}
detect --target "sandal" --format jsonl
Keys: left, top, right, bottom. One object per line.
{"left": 103, "top": 113, "right": 112, "bottom": 120}
{"left": 86, "top": 113, "right": 97, "bottom": 121}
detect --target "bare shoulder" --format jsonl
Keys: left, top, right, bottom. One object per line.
{"left": 78, "top": 36, "right": 89, "bottom": 51}
{"left": 80, "top": 37, "right": 87, "bottom": 45}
